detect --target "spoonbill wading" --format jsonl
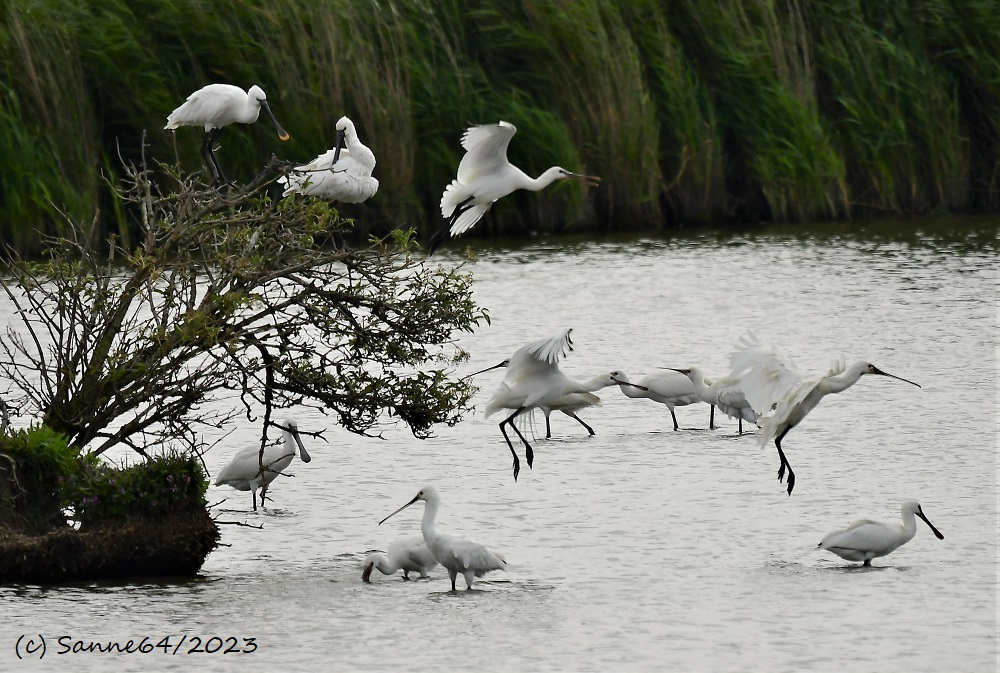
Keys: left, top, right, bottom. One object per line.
{"left": 666, "top": 366, "right": 758, "bottom": 434}
{"left": 379, "top": 485, "right": 506, "bottom": 591}
{"left": 608, "top": 370, "right": 711, "bottom": 431}
{"left": 362, "top": 536, "right": 438, "bottom": 582}
{"left": 818, "top": 501, "right": 944, "bottom": 566}
{"left": 730, "top": 332, "right": 920, "bottom": 495}
{"left": 165, "top": 83, "right": 289, "bottom": 187}
{"left": 214, "top": 419, "right": 311, "bottom": 511}
{"left": 428, "top": 121, "right": 600, "bottom": 254}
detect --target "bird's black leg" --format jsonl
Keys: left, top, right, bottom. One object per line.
{"left": 251, "top": 490, "right": 258, "bottom": 512}
{"left": 205, "top": 129, "right": 229, "bottom": 188}
{"left": 200, "top": 131, "right": 220, "bottom": 184}
{"left": 428, "top": 196, "right": 474, "bottom": 255}
{"left": 570, "top": 413, "right": 595, "bottom": 436}
{"left": 670, "top": 408, "right": 680, "bottom": 431}
{"left": 709, "top": 404, "right": 716, "bottom": 430}
{"left": 738, "top": 418, "right": 744, "bottom": 435}
{"left": 498, "top": 418, "right": 521, "bottom": 481}
{"left": 504, "top": 408, "right": 535, "bottom": 469}
{"left": 775, "top": 431, "right": 795, "bottom": 496}
{"left": 545, "top": 415, "right": 552, "bottom": 439}
{"left": 863, "top": 559, "right": 871, "bottom": 567}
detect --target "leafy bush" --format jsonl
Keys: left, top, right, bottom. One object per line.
{"left": 65, "top": 453, "right": 209, "bottom": 525}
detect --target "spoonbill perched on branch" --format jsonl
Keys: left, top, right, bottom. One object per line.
{"left": 278, "top": 116, "right": 378, "bottom": 204}
{"left": 214, "top": 419, "right": 311, "bottom": 511}
{"left": 362, "top": 536, "right": 438, "bottom": 582}
{"left": 730, "top": 332, "right": 920, "bottom": 495}
{"left": 379, "top": 485, "right": 506, "bottom": 591}
{"left": 428, "top": 121, "right": 600, "bottom": 254}
{"left": 165, "top": 83, "right": 289, "bottom": 187}
{"left": 818, "top": 501, "right": 944, "bottom": 566}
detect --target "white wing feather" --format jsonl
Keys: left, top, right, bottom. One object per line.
{"left": 456, "top": 122, "right": 516, "bottom": 184}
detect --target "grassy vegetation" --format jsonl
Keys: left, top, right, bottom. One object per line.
{"left": 1, "top": 0, "right": 997, "bottom": 253}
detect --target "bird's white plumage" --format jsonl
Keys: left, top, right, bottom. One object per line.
{"left": 165, "top": 83, "right": 269, "bottom": 132}
{"left": 818, "top": 501, "right": 944, "bottom": 565}
{"left": 362, "top": 536, "right": 438, "bottom": 581}
{"left": 278, "top": 116, "right": 378, "bottom": 203}
{"left": 433, "top": 121, "right": 598, "bottom": 247}
{"left": 380, "top": 486, "right": 506, "bottom": 590}
{"left": 675, "top": 366, "right": 756, "bottom": 429}
{"left": 609, "top": 370, "right": 706, "bottom": 430}
{"left": 485, "top": 328, "right": 578, "bottom": 418}
{"left": 214, "top": 419, "right": 311, "bottom": 510}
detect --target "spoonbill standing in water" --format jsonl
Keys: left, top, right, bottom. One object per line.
{"left": 278, "top": 116, "right": 378, "bottom": 204}
{"left": 818, "top": 501, "right": 944, "bottom": 566}
{"left": 362, "top": 536, "right": 438, "bottom": 582}
{"left": 730, "top": 332, "right": 921, "bottom": 495}
{"left": 608, "top": 370, "right": 711, "bottom": 431}
{"left": 214, "top": 419, "right": 311, "bottom": 511}
{"left": 379, "top": 485, "right": 506, "bottom": 591}
{"left": 165, "top": 83, "right": 289, "bottom": 186}
{"left": 666, "top": 366, "right": 758, "bottom": 434}
{"left": 428, "top": 121, "right": 600, "bottom": 253}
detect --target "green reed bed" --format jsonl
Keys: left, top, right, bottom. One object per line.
{"left": 1, "top": 0, "right": 996, "bottom": 253}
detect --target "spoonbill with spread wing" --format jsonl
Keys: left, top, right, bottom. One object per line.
{"left": 165, "top": 83, "right": 289, "bottom": 186}
{"left": 379, "top": 485, "right": 506, "bottom": 591}
{"left": 818, "top": 501, "right": 944, "bottom": 566}
{"left": 666, "top": 366, "right": 758, "bottom": 434}
{"left": 429, "top": 121, "right": 600, "bottom": 253}
{"left": 278, "top": 116, "right": 378, "bottom": 204}
{"left": 730, "top": 332, "right": 920, "bottom": 495}
{"left": 214, "top": 419, "right": 311, "bottom": 511}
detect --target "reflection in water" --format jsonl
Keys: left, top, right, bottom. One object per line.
{"left": 0, "top": 218, "right": 996, "bottom": 673}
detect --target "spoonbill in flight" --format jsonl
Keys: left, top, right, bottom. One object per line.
{"left": 818, "top": 501, "right": 944, "bottom": 566}
{"left": 666, "top": 366, "right": 758, "bottom": 434}
{"left": 467, "top": 360, "right": 628, "bottom": 439}
{"left": 165, "top": 83, "right": 289, "bottom": 186}
{"left": 608, "top": 370, "right": 712, "bottom": 431}
{"left": 214, "top": 419, "right": 311, "bottom": 511}
{"left": 482, "top": 329, "right": 639, "bottom": 479}
{"left": 362, "top": 536, "right": 438, "bottom": 582}
{"left": 379, "top": 485, "right": 506, "bottom": 591}
{"left": 428, "top": 121, "right": 600, "bottom": 254}
{"left": 730, "top": 332, "right": 920, "bottom": 496}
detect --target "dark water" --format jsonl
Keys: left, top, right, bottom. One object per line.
{"left": 1, "top": 218, "right": 996, "bottom": 672}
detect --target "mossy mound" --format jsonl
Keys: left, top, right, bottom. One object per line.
{"left": 0, "top": 509, "right": 220, "bottom": 584}
{"left": 0, "top": 427, "right": 219, "bottom": 584}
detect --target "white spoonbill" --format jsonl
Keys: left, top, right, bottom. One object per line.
{"left": 467, "top": 360, "right": 625, "bottom": 439}
{"left": 608, "top": 370, "right": 711, "bottom": 431}
{"left": 214, "top": 419, "right": 311, "bottom": 511}
{"left": 482, "top": 329, "right": 639, "bottom": 480}
{"left": 278, "top": 116, "right": 378, "bottom": 203}
{"left": 666, "top": 366, "right": 758, "bottom": 434}
{"left": 362, "top": 536, "right": 438, "bottom": 582}
{"left": 730, "top": 332, "right": 920, "bottom": 496}
{"left": 428, "top": 121, "right": 600, "bottom": 253}
{"left": 165, "top": 83, "right": 289, "bottom": 186}
{"left": 379, "top": 485, "right": 506, "bottom": 591}
{"left": 818, "top": 501, "right": 944, "bottom": 566}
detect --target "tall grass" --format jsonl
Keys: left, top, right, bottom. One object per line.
{"left": 1, "top": 0, "right": 997, "bottom": 254}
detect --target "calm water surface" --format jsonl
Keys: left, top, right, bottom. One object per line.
{"left": 1, "top": 219, "right": 997, "bottom": 672}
